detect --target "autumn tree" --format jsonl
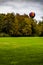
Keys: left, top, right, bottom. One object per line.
{"left": 0, "top": 13, "right": 43, "bottom": 37}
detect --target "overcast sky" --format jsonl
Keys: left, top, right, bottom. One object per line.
{"left": 0, "top": 0, "right": 43, "bottom": 20}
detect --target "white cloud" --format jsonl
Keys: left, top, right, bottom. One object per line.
{"left": 0, "top": 1, "right": 43, "bottom": 21}
{"left": 0, "top": 6, "right": 14, "bottom": 13}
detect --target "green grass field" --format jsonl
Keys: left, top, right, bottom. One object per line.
{"left": 0, "top": 37, "right": 43, "bottom": 65}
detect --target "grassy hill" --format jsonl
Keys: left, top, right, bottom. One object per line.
{"left": 0, "top": 37, "right": 43, "bottom": 65}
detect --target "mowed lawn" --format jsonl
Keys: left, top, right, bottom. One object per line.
{"left": 0, "top": 37, "right": 43, "bottom": 65}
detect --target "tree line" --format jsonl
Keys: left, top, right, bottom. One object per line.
{"left": 0, "top": 13, "right": 43, "bottom": 37}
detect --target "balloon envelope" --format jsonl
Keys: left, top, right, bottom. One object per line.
{"left": 29, "top": 12, "right": 35, "bottom": 18}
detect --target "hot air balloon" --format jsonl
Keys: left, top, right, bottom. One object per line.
{"left": 29, "top": 12, "right": 35, "bottom": 18}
